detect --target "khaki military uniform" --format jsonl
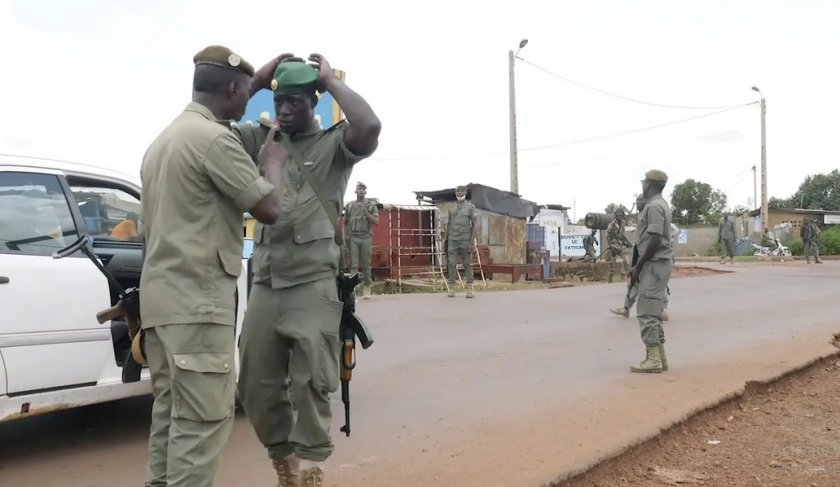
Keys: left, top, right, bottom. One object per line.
{"left": 446, "top": 201, "right": 477, "bottom": 284}
{"left": 344, "top": 199, "right": 379, "bottom": 285}
{"left": 605, "top": 219, "right": 630, "bottom": 282}
{"left": 140, "top": 102, "right": 274, "bottom": 487}
{"left": 234, "top": 119, "right": 369, "bottom": 463}
{"left": 634, "top": 194, "right": 674, "bottom": 347}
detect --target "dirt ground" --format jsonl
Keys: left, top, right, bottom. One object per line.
{"left": 556, "top": 354, "right": 840, "bottom": 487}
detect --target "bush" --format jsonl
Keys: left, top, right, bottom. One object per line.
{"left": 820, "top": 227, "right": 840, "bottom": 255}
{"left": 788, "top": 240, "right": 804, "bottom": 256}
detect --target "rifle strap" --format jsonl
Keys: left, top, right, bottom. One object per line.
{"left": 279, "top": 135, "right": 346, "bottom": 270}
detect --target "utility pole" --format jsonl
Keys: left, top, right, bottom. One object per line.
{"left": 752, "top": 87, "right": 768, "bottom": 230}
{"left": 752, "top": 165, "right": 757, "bottom": 211}
{"left": 508, "top": 39, "right": 528, "bottom": 195}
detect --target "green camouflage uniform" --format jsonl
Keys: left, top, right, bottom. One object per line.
{"left": 605, "top": 217, "right": 630, "bottom": 282}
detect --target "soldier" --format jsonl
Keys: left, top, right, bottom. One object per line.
{"left": 801, "top": 219, "right": 823, "bottom": 264}
{"left": 344, "top": 181, "right": 379, "bottom": 298}
{"left": 718, "top": 213, "right": 736, "bottom": 264}
{"left": 233, "top": 55, "right": 381, "bottom": 486}
{"left": 628, "top": 170, "right": 673, "bottom": 374}
{"left": 444, "top": 185, "right": 478, "bottom": 298}
{"left": 610, "top": 195, "right": 670, "bottom": 321}
{"left": 605, "top": 209, "right": 631, "bottom": 282}
{"left": 139, "top": 46, "right": 285, "bottom": 487}
{"left": 582, "top": 229, "right": 598, "bottom": 261}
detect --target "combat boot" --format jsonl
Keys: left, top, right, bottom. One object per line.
{"left": 660, "top": 308, "right": 670, "bottom": 321}
{"left": 658, "top": 343, "right": 668, "bottom": 371}
{"left": 300, "top": 460, "right": 325, "bottom": 487}
{"left": 629, "top": 346, "right": 663, "bottom": 373}
{"left": 272, "top": 454, "right": 300, "bottom": 487}
{"left": 363, "top": 285, "right": 372, "bottom": 300}
{"left": 610, "top": 307, "right": 629, "bottom": 318}
{"left": 466, "top": 283, "right": 475, "bottom": 298}
{"left": 447, "top": 287, "right": 455, "bottom": 298}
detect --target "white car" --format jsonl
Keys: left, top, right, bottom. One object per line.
{"left": 0, "top": 156, "right": 251, "bottom": 423}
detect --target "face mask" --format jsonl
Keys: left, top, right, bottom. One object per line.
{"left": 456, "top": 195, "right": 466, "bottom": 201}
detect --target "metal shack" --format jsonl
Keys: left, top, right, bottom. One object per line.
{"left": 414, "top": 183, "right": 539, "bottom": 265}
{"left": 369, "top": 204, "right": 439, "bottom": 281}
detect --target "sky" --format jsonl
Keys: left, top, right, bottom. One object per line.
{"left": 1, "top": 0, "right": 837, "bottom": 219}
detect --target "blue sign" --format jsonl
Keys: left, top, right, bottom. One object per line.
{"left": 240, "top": 89, "right": 339, "bottom": 129}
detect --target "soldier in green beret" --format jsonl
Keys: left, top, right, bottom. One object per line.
{"left": 344, "top": 181, "right": 379, "bottom": 298}
{"left": 627, "top": 169, "right": 674, "bottom": 374}
{"left": 233, "top": 53, "right": 381, "bottom": 486}
{"left": 139, "top": 45, "right": 288, "bottom": 487}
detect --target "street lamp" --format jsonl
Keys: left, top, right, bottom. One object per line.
{"left": 508, "top": 38, "right": 528, "bottom": 195}
{"left": 751, "top": 86, "right": 768, "bottom": 230}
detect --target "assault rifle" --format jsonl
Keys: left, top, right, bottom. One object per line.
{"left": 53, "top": 235, "right": 144, "bottom": 382}
{"left": 336, "top": 272, "right": 374, "bottom": 436}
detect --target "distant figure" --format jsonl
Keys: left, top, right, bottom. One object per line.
{"left": 604, "top": 209, "right": 631, "bottom": 282}
{"left": 718, "top": 214, "right": 736, "bottom": 264}
{"left": 582, "top": 229, "right": 598, "bottom": 261}
{"left": 444, "top": 185, "right": 478, "bottom": 298}
{"left": 801, "top": 219, "right": 823, "bottom": 264}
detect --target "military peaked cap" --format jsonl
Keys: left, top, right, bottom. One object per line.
{"left": 193, "top": 45, "right": 255, "bottom": 77}
{"left": 644, "top": 169, "right": 668, "bottom": 183}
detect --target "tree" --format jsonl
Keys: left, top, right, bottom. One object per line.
{"left": 604, "top": 202, "right": 630, "bottom": 215}
{"left": 730, "top": 204, "right": 751, "bottom": 216}
{"left": 669, "top": 179, "right": 728, "bottom": 226}
{"left": 772, "top": 170, "right": 840, "bottom": 210}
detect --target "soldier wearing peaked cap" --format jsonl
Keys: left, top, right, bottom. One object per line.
{"left": 232, "top": 54, "right": 381, "bottom": 486}
{"left": 627, "top": 169, "right": 674, "bottom": 374}
{"left": 138, "top": 45, "right": 292, "bottom": 487}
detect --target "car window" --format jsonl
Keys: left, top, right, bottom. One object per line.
{"left": 0, "top": 172, "right": 79, "bottom": 256}
{"left": 69, "top": 184, "right": 142, "bottom": 242}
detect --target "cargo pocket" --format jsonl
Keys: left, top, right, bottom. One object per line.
{"left": 315, "top": 330, "right": 341, "bottom": 394}
{"left": 172, "top": 352, "right": 235, "bottom": 422}
{"left": 217, "top": 250, "right": 242, "bottom": 278}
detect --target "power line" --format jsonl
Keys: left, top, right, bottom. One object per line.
{"left": 516, "top": 56, "right": 753, "bottom": 110}
{"left": 517, "top": 103, "right": 757, "bottom": 166}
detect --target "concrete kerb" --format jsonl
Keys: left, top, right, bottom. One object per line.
{"left": 544, "top": 333, "right": 840, "bottom": 487}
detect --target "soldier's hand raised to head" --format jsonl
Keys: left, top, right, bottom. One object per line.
{"left": 308, "top": 53, "right": 336, "bottom": 92}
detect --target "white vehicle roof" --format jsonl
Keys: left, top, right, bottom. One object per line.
{"left": 0, "top": 154, "right": 141, "bottom": 189}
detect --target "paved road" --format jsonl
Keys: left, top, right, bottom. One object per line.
{"left": 1, "top": 262, "right": 838, "bottom": 487}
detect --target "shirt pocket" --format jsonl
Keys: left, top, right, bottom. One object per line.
{"left": 294, "top": 218, "right": 336, "bottom": 244}
{"left": 217, "top": 249, "right": 242, "bottom": 278}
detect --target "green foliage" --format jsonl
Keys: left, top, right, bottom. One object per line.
{"left": 604, "top": 203, "right": 630, "bottom": 216}
{"left": 730, "top": 204, "right": 751, "bottom": 215}
{"left": 788, "top": 239, "right": 804, "bottom": 256}
{"left": 821, "top": 226, "right": 840, "bottom": 255}
{"left": 670, "top": 179, "right": 728, "bottom": 226}
{"left": 770, "top": 170, "right": 840, "bottom": 210}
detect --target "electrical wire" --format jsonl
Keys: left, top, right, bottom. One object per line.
{"left": 516, "top": 56, "right": 754, "bottom": 110}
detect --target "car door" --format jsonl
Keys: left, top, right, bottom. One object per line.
{"left": 0, "top": 168, "right": 111, "bottom": 395}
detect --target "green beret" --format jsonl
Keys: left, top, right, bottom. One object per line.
{"left": 193, "top": 45, "right": 254, "bottom": 77}
{"left": 644, "top": 169, "right": 668, "bottom": 183}
{"left": 456, "top": 185, "right": 468, "bottom": 191}
{"left": 356, "top": 181, "right": 367, "bottom": 189}
{"left": 271, "top": 62, "right": 319, "bottom": 95}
